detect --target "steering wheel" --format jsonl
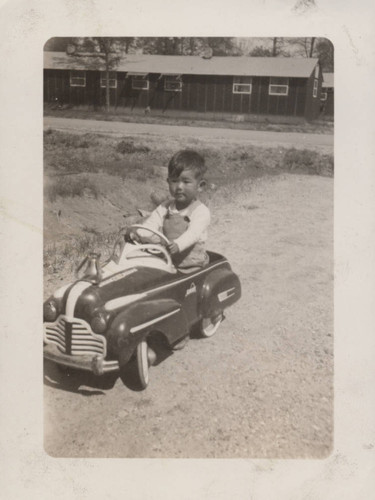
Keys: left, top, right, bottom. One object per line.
{"left": 115, "top": 224, "right": 173, "bottom": 268}
{"left": 128, "top": 224, "right": 171, "bottom": 246}
{"left": 111, "top": 225, "right": 172, "bottom": 267}
{"left": 123, "top": 243, "right": 172, "bottom": 267}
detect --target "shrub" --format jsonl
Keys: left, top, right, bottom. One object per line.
{"left": 116, "top": 140, "right": 150, "bottom": 154}
{"left": 229, "top": 150, "right": 252, "bottom": 161}
{"left": 283, "top": 148, "right": 316, "bottom": 171}
{"left": 316, "top": 154, "right": 334, "bottom": 176}
{"left": 104, "top": 158, "right": 155, "bottom": 180}
{"left": 45, "top": 176, "right": 99, "bottom": 202}
{"left": 44, "top": 129, "right": 91, "bottom": 148}
{"left": 82, "top": 225, "right": 101, "bottom": 236}
{"left": 282, "top": 148, "right": 333, "bottom": 177}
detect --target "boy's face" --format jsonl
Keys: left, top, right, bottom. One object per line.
{"left": 167, "top": 168, "right": 204, "bottom": 209}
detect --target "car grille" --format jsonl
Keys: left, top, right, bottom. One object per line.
{"left": 44, "top": 315, "right": 106, "bottom": 356}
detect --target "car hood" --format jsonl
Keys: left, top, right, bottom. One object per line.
{"left": 62, "top": 266, "right": 170, "bottom": 322}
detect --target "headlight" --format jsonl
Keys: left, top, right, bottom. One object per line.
{"left": 44, "top": 300, "right": 58, "bottom": 322}
{"left": 91, "top": 313, "right": 107, "bottom": 334}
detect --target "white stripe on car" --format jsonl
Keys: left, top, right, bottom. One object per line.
{"left": 130, "top": 309, "right": 180, "bottom": 334}
{"left": 65, "top": 281, "right": 92, "bottom": 318}
{"left": 218, "top": 287, "right": 236, "bottom": 303}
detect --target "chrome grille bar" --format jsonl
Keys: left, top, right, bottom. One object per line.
{"left": 44, "top": 315, "right": 106, "bottom": 357}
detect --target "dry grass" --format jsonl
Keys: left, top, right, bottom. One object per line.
{"left": 116, "top": 140, "right": 151, "bottom": 155}
{"left": 44, "top": 129, "right": 333, "bottom": 285}
{"left": 44, "top": 107, "right": 334, "bottom": 134}
{"left": 44, "top": 129, "right": 161, "bottom": 180}
{"left": 44, "top": 230, "right": 118, "bottom": 276}
{"left": 45, "top": 175, "right": 100, "bottom": 202}
{"left": 44, "top": 129, "right": 333, "bottom": 184}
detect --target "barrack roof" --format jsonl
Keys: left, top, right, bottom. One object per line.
{"left": 44, "top": 52, "right": 319, "bottom": 78}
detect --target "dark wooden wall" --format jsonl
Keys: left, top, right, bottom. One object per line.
{"left": 304, "top": 67, "right": 323, "bottom": 120}
{"left": 44, "top": 69, "right": 117, "bottom": 108}
{"left": 322, "top": 88, "right": 334, "bottom": 116}
{"left": 44, "top": 69, "right": 317, "bottom": 119}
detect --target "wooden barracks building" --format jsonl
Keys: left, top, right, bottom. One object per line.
{"left": 44, "top": 52, "right": 324, "bottom": 121}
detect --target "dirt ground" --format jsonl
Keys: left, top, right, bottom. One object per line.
{"left": 44, "top": 172, "right": 333, "bottom": 458}
{"left": 44, "top": 116, "right": 334, "bottom": 152}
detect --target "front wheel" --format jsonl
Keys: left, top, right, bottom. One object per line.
{"left": 120, "top": 339, "right": 157, "bottom": 390}
{"left": 135, "top": 340, "right": 150, "bottom": 389}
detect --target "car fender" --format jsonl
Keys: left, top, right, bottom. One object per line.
{"left": 106, "top": 299, "right": 188, "bottom": 365}
{"left": 199, "top": 268, "right": 241, "bottom": 318}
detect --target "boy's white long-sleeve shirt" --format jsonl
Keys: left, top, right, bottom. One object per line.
{"left": 141, "top": 200, "right": 210, "bottom": 252}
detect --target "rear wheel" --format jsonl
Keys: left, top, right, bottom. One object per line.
{"left": 200, "top": 312, "right": 223, "bottom": 338}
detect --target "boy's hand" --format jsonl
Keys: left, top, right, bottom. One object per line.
{"left": 167, "top": 241, "right": 179, "bottom": 255}
{"left": 125, "top": 228, "right": 140, "bottom": 243}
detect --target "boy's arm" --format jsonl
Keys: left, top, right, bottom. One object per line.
{"left": 174, "top": 205, "right": 211, "bottom": 252}
{"left": 137, "top": 204, "right": 167, "bottom": 243}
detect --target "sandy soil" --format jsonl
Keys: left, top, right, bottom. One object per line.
{"left": 44, "top": 172, "right": 333, "bottom": 458}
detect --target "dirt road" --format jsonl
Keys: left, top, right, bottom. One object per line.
{"left": 44, "top": 116, "right": 333, "bottom": 152}
{"left": 44, "top": 173, "right": 333, "bottom": 458}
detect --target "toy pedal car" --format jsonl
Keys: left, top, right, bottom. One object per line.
{"left": 43, "top": 225, "right": 241, "bottom": 389}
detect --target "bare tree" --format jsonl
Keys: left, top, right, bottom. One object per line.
{"left": 272, "top": 37, "right": 278, "bottom": 56}
{"left": 274, "top": 38, "right": 289, "bottom": 57}
{"left": 138, "top": 37, "right": 242, "bottom": 56}
{"left": 67, "top": 37, "right": 132, "bottom": 113}
{"left": 285, "top": 37, "right": 316, "bottom": 58}
{"left": 249, "top": 46, "right": 274, "bottom": 57}
{"left": 309, "top": 37, "right": 316, "bottom": 57}
{"left": 315, "top": 38, "right": 334, "bottom": 71}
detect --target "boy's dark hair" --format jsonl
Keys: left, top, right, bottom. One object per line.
{"left": 168, "top": 150, "right": 206, "bottom": 179}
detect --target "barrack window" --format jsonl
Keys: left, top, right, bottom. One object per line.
{"left": 233, "top": 76, "right": 252, "bottom": 94}
{"left": 313, "top": 78, "right": 318, "bottom": 98}
{"left": 164, "top": 75, "right": 182, "bottom": 92}
{"left": 70, "top": 70, "right": 86, "bottom": 87}
{"left": 132, "top": 75, "right": 149, "bottom": 90}
{"left": 100, "top": 71, "right": 117, "bottom": 89}
{"left": 269, "top": 77, "right": 289, "bottom": 96}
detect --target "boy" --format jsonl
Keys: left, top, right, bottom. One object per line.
{"left": 130, "top": 149, "right": 210, "bottom": 272}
